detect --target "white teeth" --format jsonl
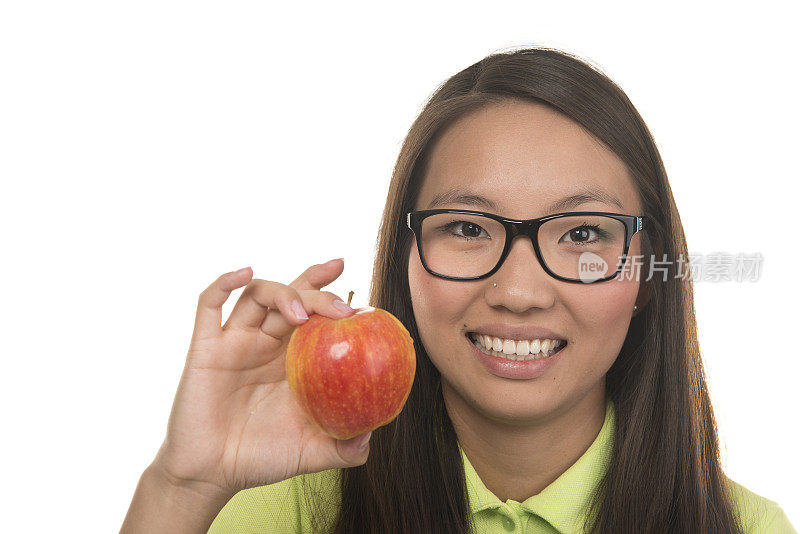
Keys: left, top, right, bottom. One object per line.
{"left": 492, "top": 337, "right": 503, "bottom": 352}
{"left": 469, "top": 333, "right": 565, "bottom": 361}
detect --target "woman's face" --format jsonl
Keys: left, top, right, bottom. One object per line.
{"left": 407, "top": 99, "right": 644, "bottom": 424}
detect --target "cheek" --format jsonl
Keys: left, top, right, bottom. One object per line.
{"left": 407, "top": 243, "right": 475, "bottom": 364}
{"left": 554, "top": 285, "right": 634, "bottom": 397}
{"left": 570, "top": 283, "right": 635, "bottom": 330}
{"left": 408, "top": 243, "right": 465, "bottom": 322}
{"left": 565, "top": 263, "right": 639, "bottom": 360}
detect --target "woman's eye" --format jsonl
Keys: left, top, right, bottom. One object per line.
{"left": 560, "top": 225, "right": 600, "bottom": 243}
{"left": 446, "top": 221, "right": 489, "bottom": 239}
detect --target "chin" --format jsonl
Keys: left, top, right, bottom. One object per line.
{"left": 452, "top": 379, "right": 563, "bottom": 424}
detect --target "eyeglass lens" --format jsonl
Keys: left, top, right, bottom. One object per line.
{"left": 419, "top": 213, "right": 628, "bottom": 282}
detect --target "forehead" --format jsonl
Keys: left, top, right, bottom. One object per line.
{"left": 416, "top": 99, "right": 641, "bottom": 216}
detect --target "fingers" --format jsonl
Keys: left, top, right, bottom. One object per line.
{"left": 332, "top": 431, "right": 372, "bottom": 468}
{"left": 193, "top": 267, "right": 254, "bottom": 340}
{"left": 223, "top": 258, "right": 347, "bottom": 333}
{"left": 288, "top": 258, "right": 345, "bottom": 291}
{"left": 302, "top": 430, "right": 373, "bottom": 475}
{"left": 259, "top": 289, "right": 355, "bottom": 339}
{"left": 222, "top": 279, "right": 355, "bottom": 335}
{"left": 222, "top": 279, "right": 308, "bottom": 331}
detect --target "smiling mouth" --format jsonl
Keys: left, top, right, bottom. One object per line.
{"left": 465, "top": 332, "right": 568, "bottom": 361}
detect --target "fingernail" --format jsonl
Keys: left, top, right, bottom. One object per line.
{"left": 232, "top": 266, "right": 250, "bottom": 275}
{"left": 356, "top": 431, "right": 372, "bottom": 451}
{"left": 333, "top": 299, "right": 355, "bottom": 314}
{"left": 291, "top": 300, "right": 308, "bottom": 321}
{"left": 326, "top": 258, "right": 344, "bottom": 265}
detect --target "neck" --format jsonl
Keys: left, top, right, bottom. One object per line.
{"left": 444, "top": 381, "right": 607, "bottom": 503}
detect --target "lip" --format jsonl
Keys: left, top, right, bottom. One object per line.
{"left": 465, "top": 332, "right": 564, "bottom": 379}
{"left": 465, "top": 323, "right": 567, "bottom": 342}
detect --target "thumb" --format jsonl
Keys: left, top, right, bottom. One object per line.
{"left": 335, "top": 431, "right": 372, "bottom": 465}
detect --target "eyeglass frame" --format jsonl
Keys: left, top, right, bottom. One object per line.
{"left": 406, "top": 209, "right": 648, "bottom": 284}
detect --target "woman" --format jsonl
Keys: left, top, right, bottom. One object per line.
{"left": 121, "top": 47, "right": 795, "bottom": 533}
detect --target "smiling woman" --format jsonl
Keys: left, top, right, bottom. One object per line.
{"left": 205, "top": 47, "right": 798, "bottom": 533}
{"left": 122, "top": 46, "right": 795, "bottom": 534}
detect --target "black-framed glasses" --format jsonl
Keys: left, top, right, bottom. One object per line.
{"left": 406, "top": 209, "right": 648, "bottom": 283}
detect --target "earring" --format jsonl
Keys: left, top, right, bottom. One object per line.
{"left": 493, "top": 283, "right": 497, "bottom": 287}
{"left": 633, "top": 304, "right": 639, "bottom": 312}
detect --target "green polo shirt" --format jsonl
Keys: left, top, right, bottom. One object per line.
{"left": 208, "top": 398, "right": 796, "bottom": 533}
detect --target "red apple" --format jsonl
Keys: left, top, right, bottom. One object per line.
{"left": 285, "top": 301, "right": 416, "bottom": 440}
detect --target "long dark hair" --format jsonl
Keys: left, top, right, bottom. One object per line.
{"left": 309, "top": 45, "right": 744, "bottom": 533}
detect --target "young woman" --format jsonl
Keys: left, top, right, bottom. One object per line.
{"left": 121, "top": 47, "right": 795, "bottom": 533}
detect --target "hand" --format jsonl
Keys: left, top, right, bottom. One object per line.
{"left": 151, "top": 259, "right": 372, "bottom": 498}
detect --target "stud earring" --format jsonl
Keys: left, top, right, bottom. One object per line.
{"left": 493, "top": 283, "right": 497, "bottom": 287}
{"left": 633, "top": 304, "right": 639, "bottom": 312}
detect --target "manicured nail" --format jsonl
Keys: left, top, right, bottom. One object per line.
{"left": 232, "top": 266, "right": 250, "bottom": 275}
{"left": 356, "top": 431, "right": 372, "bottom": 451}
{"left": 333, "top": 299, "right": 355, "bottom": 314}
{"left": 326, "top": 258, "right": 344, "bottom": 265}
{"left": 291, "top": 300, "right": 308, "bottom": 321}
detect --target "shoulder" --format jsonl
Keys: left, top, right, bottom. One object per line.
{"left": 727, "top": 477, "right": 796, "bottom": 534}
{"left": 208, "top": 468, "right": 343, "bottom": 534}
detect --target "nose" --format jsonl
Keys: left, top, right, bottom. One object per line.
{"left": 485, "top": 234, "right": 556, "bottom": 312}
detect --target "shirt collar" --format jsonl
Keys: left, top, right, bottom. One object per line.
{"left": 459, "top": 396, "right": 615, "bottom": 534}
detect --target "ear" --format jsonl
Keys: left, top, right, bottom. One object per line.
{"left": 632, "top": 229, "right": 656, "bottom": 317}
{"left": 633, "top": 276, "right": 651, "bottom": 317}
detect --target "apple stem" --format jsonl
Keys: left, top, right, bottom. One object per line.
{"left": 347, "top": 290, "right": 354, "bottom": 307}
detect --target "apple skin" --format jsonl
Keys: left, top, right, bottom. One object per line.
{"left": 285, "top": 306, "right": 416, "bottom": 440}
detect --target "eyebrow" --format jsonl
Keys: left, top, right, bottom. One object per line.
{"left": 426, "top": 186, "right": 624, "bottom": 214}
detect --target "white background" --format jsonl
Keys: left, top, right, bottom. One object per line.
{"left": 1, "top": 2, "right": 797, "bottom": 532}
